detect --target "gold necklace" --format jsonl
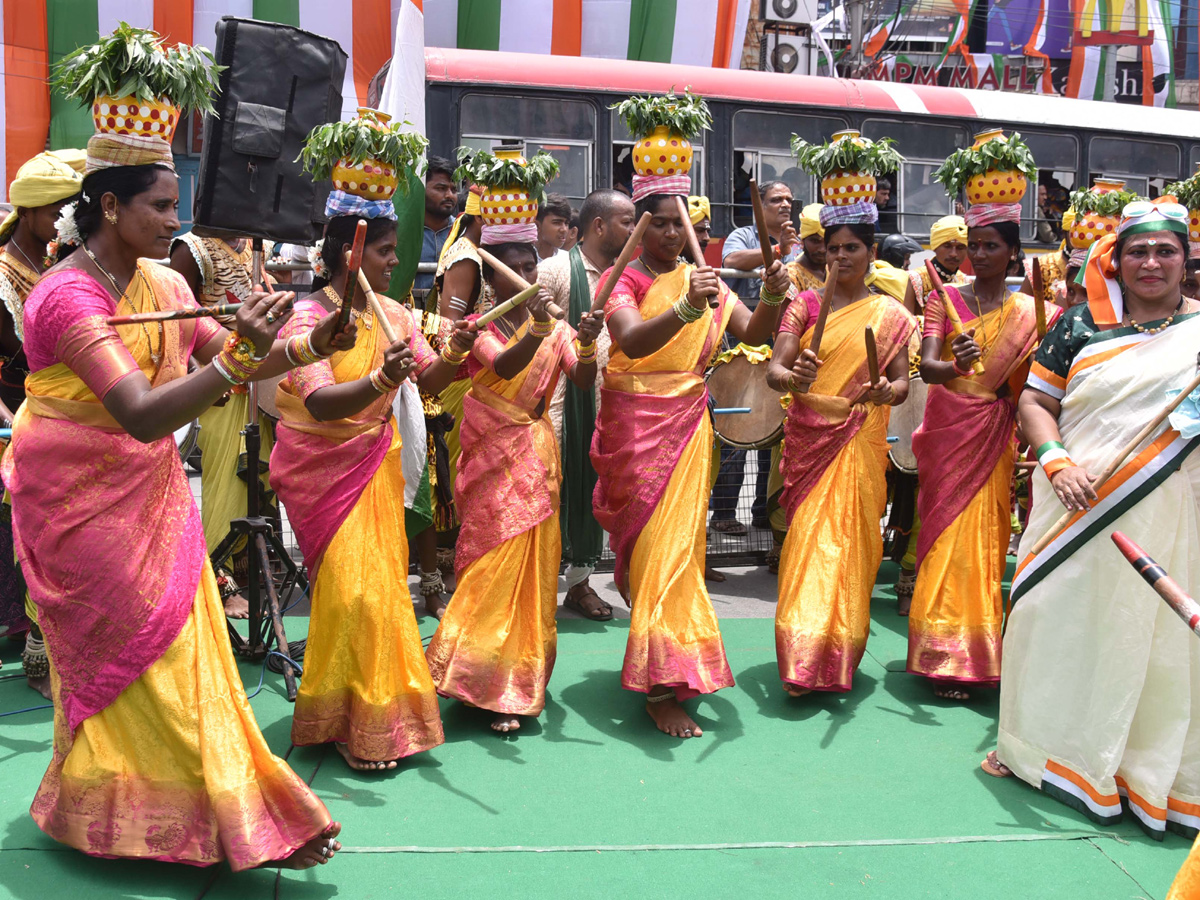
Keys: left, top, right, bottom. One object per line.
{"left": 323, "top": 284, "right": 372, "bottom": 328}
{"left": 1127, "top": 297, "right": 1185, "bottom": 334}
{"left": 84, "top": 242, "right": 161, "bottom": 364}
{"left": 966, "top": 285, "right": 1006, "bottom": 354}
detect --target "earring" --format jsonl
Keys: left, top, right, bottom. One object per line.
{"left": 105, "top": 211, "right": 118, "bottom": 225}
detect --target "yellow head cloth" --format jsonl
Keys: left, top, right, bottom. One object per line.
{"left": 687, "top": 195, "right": 710, "bottom": 225}
{"left": 48, "top": 149, "right": 87, "bottom": 174}
{"left": 799, "top": 203, "right": 825, "bottom": 239}
{"left": 864, "top": 260, "right": 909, "bottom": 303}
{"left": 930, "top": 215, "right": 967, "bottom": 250}
{"left": 1062, "top": 207, "right": 1076, "bottom": 232}
{"left": 1, "top": 151, "right": 85, "bottom": 244}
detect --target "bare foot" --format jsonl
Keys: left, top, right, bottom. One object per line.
{"left": 491, "top": 713, "right": 521, "bottom": 733}
{"left": 424, "top": 593, "right": 448, "bottom": 620}
{"left": 645, "top": 692, "right": 703, "bottom": 738}
{"left": 335, "top": 743, "right": 398, "bottom": 771}
{"left": 704, "top": 565, "right": 726, "bottom": 583}
{"left": 783, "top": 682, "right": 811, "bottom": 697}
{"left": 981, "top": 751, "right": 1012, "bottom": 778}
{"left": 27, "top": 674, "right": 51, "bottom": 701}
{"left": 223, "top": 591, "right": 250, "bottom": 620}
{"left": 272, "top": 822, "right": 343, "bottom": 869}
{"left": 935, "top": 686, "right": 970, "bottom": 701}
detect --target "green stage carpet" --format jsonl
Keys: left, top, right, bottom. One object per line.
{"left": 0, "top": 568, "right": 1191, "bottom": 899}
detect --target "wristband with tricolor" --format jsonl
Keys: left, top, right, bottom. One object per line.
{"left": 1036, "top": 440, "right": 1075, "bottom": 478}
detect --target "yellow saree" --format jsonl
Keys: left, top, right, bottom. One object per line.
{"left": 592, "top": 264, "right": 737, "bottom": 698}
{"left": 8, "top": 263, "right": 329, "bottom": 870}
{"left": 776, "top": 291, "right": 915, "bottom": 692}
{"left": 271, "top": 296, "right": 443, "bottom": 762}
{"left": 425, "top": 319, "right": 576, "bottom": 716}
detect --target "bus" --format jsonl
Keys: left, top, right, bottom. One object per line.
{"left": 373, "top": 47, "right": 1200, "bottom": 251}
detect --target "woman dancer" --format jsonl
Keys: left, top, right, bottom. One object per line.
{"left": 767, "top": 207, "right": 915, "bottom": 696}
{"left": 276, "top": 117, "right": 477, "bottom": 771}
{"left": 426, "top": 239, "right": 603, "bottom": 733}
{"left": 986, "top": 200, "right": 1200, "bottom": 843}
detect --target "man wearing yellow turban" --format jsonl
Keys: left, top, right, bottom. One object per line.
{"left": 787, "top": 202, "right": 827, "bottom": 293}
{"left": 687, "top": 195, "right": 711, "bottom": 261}
{"left": 909, "top": 214, "right": 969, "bottom": 312}
{"left": 0, "top": 150, "right": 83, "bottom": 697}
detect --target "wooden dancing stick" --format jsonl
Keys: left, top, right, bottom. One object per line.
{"left": 1112, "top": 531, "right": 1200, "bottom": 638}
{"left": 749, "top": 179, "right": 775, "bottom": 269}
{"left": 1030, "top": 256, "right": 1048, "bottom": 339}
{"left": 356, "top": 269, "right": 398, "bottom": 344}
{"left": 796, "top": 261, "right": 839, "bottom": 395}
{"left": 108, "top": 303, "right": 243, "bottom": 325}
{"left": 925, "top": 259, "right": 985, "bottom": 376}
{"left": 590, "top": 211, "right": 652, "bottom": 314}
{"left": 476, "top": 246, "right": 565, "bottom": 320}
{"left": 336, "top": 219, "right": 368, "bottom": 333}
{"left": 1030, "top": 365, "right": 1200, "bottom": 557}
{"left": 475, "top": 283, "right": 541, "bottom": 328}
{"left": 673, "top": 195, "right": 719, "bottom": 308}
{"left": 865, "top": 325, "right": 881, "bottom": 385}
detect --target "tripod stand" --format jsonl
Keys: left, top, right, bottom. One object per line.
{"left": 210, "top": 239, "right": 305, "bottom": 701}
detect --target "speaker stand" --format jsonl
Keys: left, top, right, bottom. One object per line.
{"left": 211, "top": 239, "right": 303, "bottom": 701}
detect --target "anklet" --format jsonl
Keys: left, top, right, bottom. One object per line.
{"left": 646, "top": 690, "right": 677, "bottom": 704}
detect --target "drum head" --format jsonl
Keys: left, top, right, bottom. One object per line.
{"left": 886, "top": 375, "right": 928, "bottom": 474}
{"left": 707, "top": 354, "right": 784, "bottom": 450}
{"left": 256, "top": 373, "right": 285, "bottom": 421}
{"left": 174, "top": 421, "right": 200, "bottom": 462}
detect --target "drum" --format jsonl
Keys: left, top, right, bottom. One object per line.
{"left": 255, "top": 373, "right": 285, "bottom": 421}
{"left": 707, "top": 350, "right": 784, "bottom": 450}
{"left": 174, "top": 420, "right": 200, "bottom": 462}
{"left": 887, "top": 374, "right": 928, "bottom": 475}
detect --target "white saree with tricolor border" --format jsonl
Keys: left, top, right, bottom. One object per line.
{"left": 1001, "top": 312, "right": 1200, "bottom": 840}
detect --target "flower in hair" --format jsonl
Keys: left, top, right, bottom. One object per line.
{"left": 308, "top": 239, "right": 328, "bottom": 280}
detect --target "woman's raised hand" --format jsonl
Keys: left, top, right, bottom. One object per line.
{"left": 311, "top": 308, "right": 358, "bottom": 356}
{"left": 763, "top": 259, "right": 791, "bottom": 298}
{"left": 866, "top": 376, "right": 895, "bottom": 406}
{"left": 951, "top": 328, "right": 981, "bottom": 370}
{"left": 687, "top": 265, "right": 719, "bottom": 310}
{"left": 448, "top": 319, "right": 478, "bottom": 353}
{"left": 576, "top": 310, "right": 604, "bottom": 347}
{"left": 528, "top": 288, "right": 556, "bottom": 324}
{"left": 237, "top": 288, "right": 295, "bottom": 355}
{"left": 790, "top": 348, "right": 820, "bottom": 387}
{"left": 382, "top": 338, "right": 415, "bottom": 383}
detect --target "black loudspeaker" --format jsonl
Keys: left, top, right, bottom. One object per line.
{"left": 193, "top": 17, "right": 347, "bottom": 245}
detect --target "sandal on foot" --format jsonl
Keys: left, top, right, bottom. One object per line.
{"left": 981, "top": 751, "right": 1012, "bottom": 778}
{"left": 564, "top": 584, "right": 613, "bottom": 621}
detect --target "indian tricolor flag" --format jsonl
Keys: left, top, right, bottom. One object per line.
{"left": 1, "top": 0, "right": 50, "bottom": 202}
{"left": 47, "top": 0, "right": 401, "bottom": 150}
{"left": 426, "top": 0, "right": 753, "bottom": 67}
{"left": 379, "top": 0, "right": 426, "bottom": 298}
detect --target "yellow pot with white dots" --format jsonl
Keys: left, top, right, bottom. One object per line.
{"left": 633, "top": 125, "right": 693, "bottom": 178}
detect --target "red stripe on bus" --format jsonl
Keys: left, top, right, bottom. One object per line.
{"left": 907, "top": 84, "right": 977, "bottom": 117}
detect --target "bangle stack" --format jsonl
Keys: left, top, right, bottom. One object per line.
{"left": 1036, "top": 440, "right": 1075, "bottom": 479}
{"left": 529, "top": 318, "right": 555, "bottom": 338}
{"left": 575, "top": 339, "right": 597, "bottom": 363}
{"left": 214, "top": 332, "right": 267, "bottom": 385}
{"left": 441, "top": 345, "right": 469, "bottom": 367}
{"left": 285, "top": 331, "right": 328, "bottom": 367}
{"left": 952, "top": 360, "right": 973, "bottom": 377}
{"left": 759, "top": 286, "right": 787, "bottom": 307}
{"left": 673, "top": 297, "right": 705, "bottom": 324}
{"left": 368, "top": 366, "right": 401, "bottom": 394}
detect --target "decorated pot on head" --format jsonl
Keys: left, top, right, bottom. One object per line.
{"left": 455, "top": 146, "right": 561, "bottom": 245}
{"left": 52, "top": 22, "right": 222, "bottom": 150}
{"left": 933, "top": 130, "right": 1036, "bottom": 230}
{"left": 1068, "top": 178, "right": 1140, "bottom": 251}
{"left": 612, "top": 89, "right": 711, "bottom": 202}
{"left": 302, "top": 108, "right": 428, "bottom": 222}
{"left": 792, "top": 129, "right": 903, "bottom": 209}
{"left": 1165, "top": 165, "right": 1200, "bottom": 247}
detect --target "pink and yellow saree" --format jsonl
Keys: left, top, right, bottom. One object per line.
{"left": 424, "top": 318, "right": 578, "bottom": 716}
{"left": 592, "top": 264, "right": 738, "bottom": 699}
{"left": 908, "top": 287, "right": 1044, "bottom": 685}
{"left": 776, "top": 291, "right": 915, "bottom": 692}
{"left": 4, "top": 262, "right": 329, "bottom": 870}
{"left": 271, "top": 296, "right": 443, "bottom": 762}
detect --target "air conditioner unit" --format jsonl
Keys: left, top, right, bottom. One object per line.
{"left": 762, "top": 31, "right": 818, "bottom": 74}
{"left": 763, "top": 0, "right": 820, "bottom": 25}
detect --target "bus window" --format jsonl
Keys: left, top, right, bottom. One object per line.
{"left": 1190, "top": 144, "right": 1200, "bottom": 175}
{"left": 731, "top": 110, "right": 846, "bottom": 229}
{"left": 1089, "top": 136, "right": 1180, "bottom": 191}
{"left": 462, "top": 93, "right": 596, "bottom": 141}
{"left": 1022, "top": 132, "right": 1077, "bottom": 244}
{"left": 862, "top": 119, "right": 969, "bottom": 238}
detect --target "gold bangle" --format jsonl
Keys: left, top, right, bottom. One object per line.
{"left": 529, "top": 318, "right": 555, "bottom": 338}
{"left": 441, "top": 346, "right": 469, "bottom": 366}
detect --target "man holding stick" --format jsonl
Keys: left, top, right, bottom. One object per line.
{"left": 541, "top": 189, "right": 636, "bottom": 620}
